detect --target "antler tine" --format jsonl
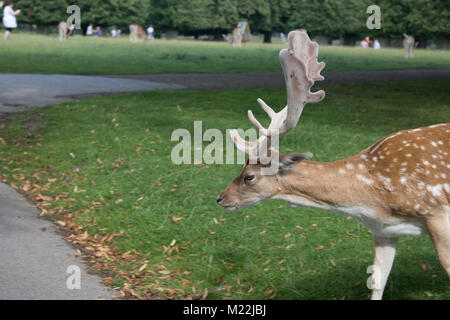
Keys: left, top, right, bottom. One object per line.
{"left": 257, "top": 98, "right": 276, "bottom": 118}
{"left": 247, "top": 99, "right": 275, "bottom": 134}
{"left": 229, "top": 129, "right": 255, "bottom": 155}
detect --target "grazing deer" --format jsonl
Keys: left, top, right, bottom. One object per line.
{"left": 232, "top": 27, "right": 242, "bottom": 48}
{"left": 217, "top": 29, "right": 450, "bottom": 300}
{"left": 58, "top": 21, "right": 75, "bottom": 41}
{"left": 129, "top": 24, "right": 145, "bottom": 43}
{"left": 403, "top": 34, "right": 418, "bottom": 58}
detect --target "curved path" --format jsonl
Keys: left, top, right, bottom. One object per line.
{"left": 0, "top": 69, "right": 448, "bottom": 299}
{"left": 0, "top": 183, "right": 112, "bottom": 299}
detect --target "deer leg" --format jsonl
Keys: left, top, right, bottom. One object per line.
{"left": 370, "top": 236, "right": 398, "bottom": 300}
{"left": 425, "top": 210, "right": 450, "bottom": 279}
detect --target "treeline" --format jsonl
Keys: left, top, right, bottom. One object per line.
{"left": 13, "top": 0, "right": 450, "bottom": 42}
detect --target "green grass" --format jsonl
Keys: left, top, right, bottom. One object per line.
{"left": 0, "top": 32, "right": 449, "bottom": 74}
{"left": 0, "top": 81, "right": 449, "bottom": 300}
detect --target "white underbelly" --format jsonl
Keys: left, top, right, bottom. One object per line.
{"left": 342, "top": 208, "right": 426, "bottom": 237}
{"left": 373, "top": 221, "right": 425, "bottom": 237}
{"left": 280, "top": 196, "right": 427, "bottom": 237}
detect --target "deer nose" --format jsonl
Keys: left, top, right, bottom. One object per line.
{"left": 216, "top": 196, "right": 224, "bottom": 204}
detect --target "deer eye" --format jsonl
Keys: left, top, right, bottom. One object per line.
{"left": 244, "top": 174, "right": 255, "bottom": 182}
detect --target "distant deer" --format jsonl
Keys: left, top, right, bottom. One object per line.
{"left": 129, "top": 24, "right": 145, "bottom": 43}
{"left": 217, "top": 29, "right": 450, "bottom": 300}
{"left": 58, "top": 21, "right": 74, "bottom": 41}
{"left": 403, "top": 34, "right": 418, "bottom": 58}
{"left": 232, "top": 27, "right": 242, "bottom": 48}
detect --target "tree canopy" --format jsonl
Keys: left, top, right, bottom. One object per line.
{"left": 11, "top": 0, "right": 450, "bottom": 42}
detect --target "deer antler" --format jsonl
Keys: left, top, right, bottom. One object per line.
{"left": 230, "top": 29, "right": 325, "bottom": 161}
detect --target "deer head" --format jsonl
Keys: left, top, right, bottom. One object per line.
{"left": 217, "top": 30, "right": 325, "bottom": 210}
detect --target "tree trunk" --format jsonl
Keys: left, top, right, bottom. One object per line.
{"left": 214, "top": 29, "right": 222, "bottom": 41}
{"left": 263, "top": 32, "right": 272, "bottom": 44}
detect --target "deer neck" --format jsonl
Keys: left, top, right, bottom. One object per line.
{"left": 274, "top": 158, "right": 373, "bottom": 213}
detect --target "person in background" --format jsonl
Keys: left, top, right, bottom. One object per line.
{"left": 3, "top": 2, "right": 21, "bottom": 40}
{"left": 147, "top": 24, "right": 154, "bottom": 40}
{"left": 86, "top": 24, "right": 94, "bottom": 36}
{"left": 360, "top": 36, "right": 370, "bottom": 48}
{"left": 96, "top": 26, "right": 102, "bottom": 37}
{"left": 373, "top": 39, "right": 381, "bottom": 50}
{"left": 116, "top": 29, "right": 121, "bottom": 38}
{"left": 111, "top": 28, "right": 117, "bottom": 38}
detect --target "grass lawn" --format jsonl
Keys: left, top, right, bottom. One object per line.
{"left": 0, "top": 32, "right": 450, "bottom": 74}
{"left": 0, "top": 81, "right": 449, "bottom": 300}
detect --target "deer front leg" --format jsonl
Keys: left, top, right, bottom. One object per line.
{"left": 370, "top": 236, "right": 398, "bottom": 300}
{"left": 425, "top": 210, "right": 450, "bottom": 279}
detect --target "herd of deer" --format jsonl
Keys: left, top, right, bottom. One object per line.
{"left": 57, "top": 22, "right": 146, "bottom": 42}
{"left": 217, "top": 30, "right": 449, "bottom": 300}
{"left": 57, "top": 22, "right": 419, "bottom": 60}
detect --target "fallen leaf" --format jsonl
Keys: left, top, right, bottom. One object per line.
{"left": 138, "top": 264, "right": 148, "bottom": 272}
{"left": 172, "top": 216, "right": 183, "bottom": 223}
{"left": 420, "top": 262, "right": 427, "bottom": 272}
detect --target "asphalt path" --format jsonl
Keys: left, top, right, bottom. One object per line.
{"left": 0, "top": 183, "right": 112, "bottom": 299}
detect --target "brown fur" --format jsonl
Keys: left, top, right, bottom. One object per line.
{"left": 403, "top": 35, "right": 417, "bottom": 58}
{"left": 129, "top": 24, "right": 145, "bottom": 42}
{"left": 58, "top": 21, "right": 74, "bottom": 41}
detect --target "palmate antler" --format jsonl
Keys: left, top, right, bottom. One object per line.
{"left": 230, "top": 29, "right": 325, "bottom": 163}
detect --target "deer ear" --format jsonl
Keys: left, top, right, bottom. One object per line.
{"left": 279, "top": 152, "right": 313, "bottom": 170}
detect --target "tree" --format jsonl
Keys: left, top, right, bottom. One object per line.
{"left": 14, "top": 0, "right": 70, "bottom": 25}
{"left": 11, "top": 0, "right": 450, "bottom": 42}
{"left": 78, "top": 0, "right": 150, "bottom": 28}
{"left": 288, "top": 0, "right": 367, "bottom": 41}
{"left": 15, "top": 0, "right": 150, "bottom": 28}
{"left": 237, "top": 0, "right": 290, "bottom": 43}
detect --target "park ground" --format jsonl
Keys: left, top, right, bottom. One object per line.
{"left": 0, "top": 33, "right": 450, "bottom": 74}
{"left": 0, "top": 79, "right": 449, "bottom": 299}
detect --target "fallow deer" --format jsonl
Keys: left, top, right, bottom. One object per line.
{"left": 217, "top": 29, "right": 450, "bottom": 300}
{"left": 403, "top": 34, "right": 418, "bottom": 58}
{"left": 232, "top": 27, "right": 243, "bottom": 48}
{"left": 129, "top": 24, "right": 145, "bottom": 43}
{"left": 58, "top": 21, "right": 75, "bottom": 41}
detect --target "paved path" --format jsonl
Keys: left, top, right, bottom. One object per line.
{"left": 0, "top": 69, "right": 448, "bottom": 299}
{"left": 104, "top": 69, "right": 450, "bottom": 90}
{"left": 0, "top": 73, "right": 182, "bottom": 113}
{"left": 0, "top": 183, "right": 112, "bottom": 299}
